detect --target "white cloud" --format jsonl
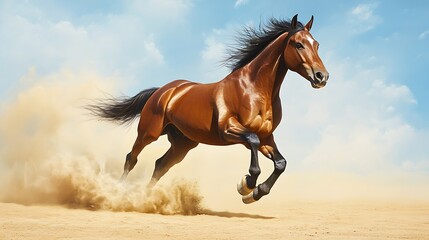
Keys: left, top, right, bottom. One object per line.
{"left": 0, "top": 2, "right": 178, "bottom": 91}
{"left": 202, "top": 36, "right": 226, "bottom": 63}
{"left": 348, "top": 3, "right": 382, "bottom": 34}
{"left": 234, "top": 0, "right": 249, "bottom": 8}
{"left": 368, "top": 79, "right": 416, "bottom": 104}
{"left": 419, "top": 30, "right": 429, "bottom": 40}
{"left": 199, "top": 27, "right": 235, "bottom": 82}
{"left": 126, "top": 0, "right": 192, "bottom": 27}
{"left": 144, "top": 40, "right": 165, "bottom": 64}
{"left": 351, "top": 3, "right": 376, "bottom": 20}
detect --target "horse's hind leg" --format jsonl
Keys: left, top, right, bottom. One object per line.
{"left": 121, "top": 153, "right": 137, "bottom": 181}
{"left": 147, "top": 126, "right": 198, "bottom": 188}
{"left": 120, "top": 134, "right": 153, "bottom": 181}
{"left": 120, "top": 114, "right": 165, "bottom": 181}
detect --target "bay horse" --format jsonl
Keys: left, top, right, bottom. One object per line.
{"left": 88, "top": 15, "right": 329, "bottom": 203}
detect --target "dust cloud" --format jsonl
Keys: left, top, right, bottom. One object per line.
{"left": 0, "top": 69, "right": 204, "bottom": 215}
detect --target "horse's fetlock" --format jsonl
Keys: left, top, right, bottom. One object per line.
{"left": 249, "top": 167, "right": 261, "bottom": 177}
{"left": 258, "top": 184, "right": 270, "bottom": 196}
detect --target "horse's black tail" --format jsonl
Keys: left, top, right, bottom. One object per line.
{"left": 87, "top": 87, "right": 159, "bottom": 125}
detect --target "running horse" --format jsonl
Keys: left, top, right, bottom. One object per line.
{"left": 88, "top": 15, "right": 329, "bottom": 203}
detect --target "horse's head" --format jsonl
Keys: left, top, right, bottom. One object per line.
{"left": 284, "top": 15, "right": 329, "bottom": 89}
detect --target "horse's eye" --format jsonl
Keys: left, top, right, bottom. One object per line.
{"left": 296, "top": 42, "right": 304, "bottom": 49}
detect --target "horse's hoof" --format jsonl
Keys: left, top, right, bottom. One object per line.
{"left": 237, "top": 175, "right": 254, "bottom": 196}
{"left": 242, "top": 191, "right": 257, "bottom": 204}
{"left": 120, "top": 171, "right": 129, "bottom": 182}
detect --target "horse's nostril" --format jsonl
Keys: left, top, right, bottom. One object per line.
{"left": 315, "top": 72, "right": 324, "bottom": 82}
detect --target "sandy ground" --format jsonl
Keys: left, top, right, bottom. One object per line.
{"left": 1, "top": 201, "right": 428, "bottom": 240}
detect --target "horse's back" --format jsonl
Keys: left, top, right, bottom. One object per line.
{"left": 142, "top": 79, "right": 223, "bottom": 144}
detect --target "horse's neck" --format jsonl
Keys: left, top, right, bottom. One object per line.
{"left": 242, "top": 32, "right": 290, "bottom": 98}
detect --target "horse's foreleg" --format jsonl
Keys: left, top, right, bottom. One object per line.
{"left": 243, "top": 135, "right": 287, "bottom": 203}
{"left": 222, "top": 117, "right": 261, "bottom": 200}
{"left": 251, "top": 148, "right": 286, "bottom": 202}
{"left": 238, "top": 132, "right": 261, "bottom": 195}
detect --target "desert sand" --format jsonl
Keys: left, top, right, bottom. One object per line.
{"left": 1, "top": 200, "right": 428, "bottom": 240}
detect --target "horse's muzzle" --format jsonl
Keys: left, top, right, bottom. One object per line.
{"left": 310, "top": 71, "right": 329, "bottom": 89}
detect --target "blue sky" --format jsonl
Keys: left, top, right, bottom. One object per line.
{"left": 1, "top": 0, "right": 428, "bottom": 180}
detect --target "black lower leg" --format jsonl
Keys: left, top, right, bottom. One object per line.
{"left": 124, "top": 152, "right": 138, "bottom": 172}
{"left": 253, "top": 153, "right": 287, "bottom": 201}
{"left": 242, "top": 132, "right": 261, "bottom": 189}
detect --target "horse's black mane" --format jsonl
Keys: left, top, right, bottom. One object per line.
{"left": 224, "top": 17, "right": 304, "bottom": 72}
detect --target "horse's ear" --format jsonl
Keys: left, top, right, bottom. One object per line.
{"left": 305, "top": 15, "right": 314, "bottom": 31}
{"left": 291, "top": 14, "right": 298, "bottom": 29}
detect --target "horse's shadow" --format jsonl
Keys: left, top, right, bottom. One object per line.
{"left": 199, "top": 209, "right": 275, "bottom": 219}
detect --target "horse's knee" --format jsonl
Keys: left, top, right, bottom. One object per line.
{"left": 249, "top": 166, "right": 261, "bottom": 177}
{"left": 243, "top": 132, "right": 260, "bottom": 148}
{"left": 274, "top": 158, "right": 287, "bottom": 174}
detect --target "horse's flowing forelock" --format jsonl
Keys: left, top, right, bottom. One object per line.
{"left": 224, "top": 18, "right": 304, "bottom": 72}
